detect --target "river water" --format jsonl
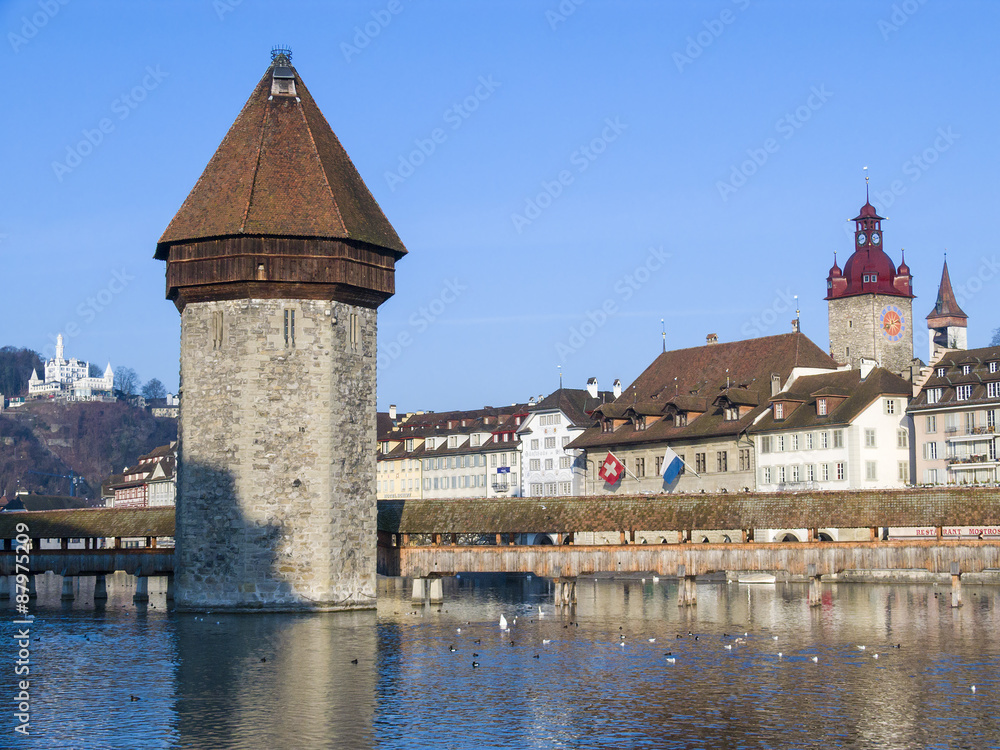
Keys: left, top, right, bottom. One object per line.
{"left": 2, "top": 572, "right": 999, "bottom": 749}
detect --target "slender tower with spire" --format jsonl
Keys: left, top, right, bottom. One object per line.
{"left": 156, "top": 48, "right": 406, "bottom": 611}
{"left": 826, "top": 178, "right": 914, "bottom": 375}
{"left": 926, "top": 256, "right": 968, "bottom": 360}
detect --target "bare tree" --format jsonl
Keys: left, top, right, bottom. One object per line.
{"left": 141, "top": 378, "right": 167, "bottom": 401}
{"left": 991, "top": 326, "right": 1000, "bottom": 347}
{"left": 114, "top": 366, "right": 140, "bottom": 399}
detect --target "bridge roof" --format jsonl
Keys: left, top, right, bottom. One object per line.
{"left": 0, "top": 508, "right": 175, "bottom": 538}
{"left": 378, "top": 488, "right": 1000, "bottom": 533}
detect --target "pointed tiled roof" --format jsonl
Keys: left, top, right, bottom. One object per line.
{"left": 926, "top": 259, "right": 967, "bottom": 321}
{"left": 155, "top": 55, "right": 406, "bottom": 259}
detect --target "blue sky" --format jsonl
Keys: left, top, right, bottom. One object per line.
{"left": 3, "top": 0, "right": 998, "bottom": 411}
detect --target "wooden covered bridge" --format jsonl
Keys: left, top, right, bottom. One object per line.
{"left": 377, "top": 488, "right": 1000, "bottom": 604}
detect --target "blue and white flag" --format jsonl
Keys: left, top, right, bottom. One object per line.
{"left": 662, "top": 446, "right": 683, "bottom": 484}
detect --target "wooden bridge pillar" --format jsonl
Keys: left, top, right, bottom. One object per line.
{"left": 94, "top": 575, "right": 108, "bottom": 601}
{"left": 553, "top": 578, "right": 576, "bottom": 607}
{"left": 166, "top": 575, "right": 175, "bottom": 602}
{"left": 27, "top": 575, "right": 37, "bottom": 600}
{"left": 676, "top": 565, "right": 697, "bottom": 606}
{"left": 807, "top": 563, "right": 822, "bottom": 607}
{"left": 133, "top": 575, "right": 149, "bottom": 604}
{"left": 951, "top": 562, "right": 962, "bottom": 608}
{"left": 0, "top": 575, "right": 9, "bottom": 600}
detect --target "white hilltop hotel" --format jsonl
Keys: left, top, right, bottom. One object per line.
{"left": 28, "top": 334, "right": 114, "bottom": 401}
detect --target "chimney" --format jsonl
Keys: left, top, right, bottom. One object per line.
{"left": 528, "top": 396, "right": 536, "bottom": 406}
{"left": 706, "top": 333, "right": 719, "bottom": 345}
{"left": 613, "top": 379, "right": 622, "bottom": 398}
{"left": 586, "top": 377, "right": 598, "bottom": 398}
{"left": 859, "top": 357, "right": 877, "bottom": 380}
{"left": 389, "top": 404, "right": 396, "bottom": 420}
{"left": 770, "top": 373, "right": 781, "bottom": 397}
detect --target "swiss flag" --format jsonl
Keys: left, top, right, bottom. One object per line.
{"left": 598, "top": 452, "right": 625, "bottom": 484}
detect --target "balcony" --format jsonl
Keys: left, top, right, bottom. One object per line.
{"left": 947, "top": 454, "right": 998, "bottom": 469}
{"left": 947, "top": 426, "right": 999, "bottom": 443}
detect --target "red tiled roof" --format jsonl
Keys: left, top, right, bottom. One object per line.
{"left": 569, "top": 332, "right": 837, "bottom": 449}
{"left": 155, "top": 57, "right": 406, "bottom": 258}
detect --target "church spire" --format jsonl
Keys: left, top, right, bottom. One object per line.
{"left": 926, "top": 256, "right": 968, "bottom": 359}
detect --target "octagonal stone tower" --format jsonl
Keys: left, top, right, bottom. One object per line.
{"left": 155, "top": 48, "right": 406, "bottom": 611}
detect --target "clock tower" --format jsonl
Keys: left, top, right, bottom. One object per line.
{"left": 826, "top": 190, "right": 915, "bottom": 376}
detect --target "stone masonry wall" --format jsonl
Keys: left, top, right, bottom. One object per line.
{"left": 828, "top": 293, "right": 913, "bottom": 374}
{"left": 176, "top": 298, "right": 377, "bottom": 611}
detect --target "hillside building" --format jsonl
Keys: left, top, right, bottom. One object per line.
{"left": 28, "top": 334, "right": 113, "bottom": 400}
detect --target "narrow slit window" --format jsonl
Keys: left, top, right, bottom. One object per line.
{"left": 284, "top": 309, "right": 295, "bottom": 348}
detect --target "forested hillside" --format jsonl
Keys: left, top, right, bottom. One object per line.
{"left": 0, "top": 400, "right": 177, "bottom": 498}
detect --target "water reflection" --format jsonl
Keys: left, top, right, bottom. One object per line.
{"left": 2, "top": 574, "right": 999, "bottom": 748}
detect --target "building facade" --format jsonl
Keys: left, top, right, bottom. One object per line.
{"left": 753, "top": 365, "right": 913, "bottom": 492}
{"left": 909, "top": 346, "right": 1000, "bottom": 484}
{"left": 28, "top": 334, "right": 113, "bottom": 400}
{"left": 570, "top": 331, "right": 839, "bottom": 495}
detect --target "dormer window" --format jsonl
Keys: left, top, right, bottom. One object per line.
{"left": 817, "top": 398, "right": 827, "bottom": 416}
{"left": 926, "top": 388, "right": 942, "bottom": 404}
{"left": 405, "top": 439, "right": 414, "bottom": 452}
{"left": 990, "top": 361, "right": 998, "bottom": 373}
{"left": 936, "top": 367, "right": 947, "bottom": 377}
{"left": 636, "top": 416, "right": 647, "bottom": 431}
{"left": 602, "top": 420, "right": 613, "bottom": 433}
{"left": 724, "top": 406, "right": 739, "bottom": 421}
{"left": 674, "top": 412, "right": 687, "bottom": 427}
{"left": 962, "top": 364, "right": 973, "bottom": 375}
{"left": 471, "top": 434, "right": 480, "bottom": 447}
{"left": 774, "top": 403, "right": 784, "bottom": 420}
{"left": 448, "top": 435, "right": 458, "bottom": 449}
{"left": 271, "top": 64, "right": 296, "bottom": 97}
{"left": 380, "top": 442, "right": 390, "bottom": 454}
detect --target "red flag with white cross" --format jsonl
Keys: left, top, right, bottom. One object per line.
{"left": 598, "top": 451, "right": 625, "bottom": 484}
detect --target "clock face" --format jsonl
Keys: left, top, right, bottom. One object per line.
{"left": 871, "top": 232, "right": 881, "bottom": 244}
{"left": 880, "top": 305, "right": 906, "bottom": 342}
{"left": 857, "top": 233, "right": 867, "bottom": 245}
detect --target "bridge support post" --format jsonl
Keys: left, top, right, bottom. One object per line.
{"left": 27, "top": 576, "right": 37, "bottom": 599}
{"left": 61, "top": 576, "right": 75, "bottom": 602}
{"left": 951, "top": 562, "right": 962, "bottom": 608}
{"left": 133, "top": 575, "right": 149, "bottom": 604}
{"left": 807, "top": 564, "right": 822, "bottom": 607}
{"left": 166, "top": 575, "right": 174, "bottom": 602}
{"left": 411, "top": 578, "right": 427, "bottom": 604}
{"left": 428, "top": 577, "right": 444, "bottom": 604}
{"left": 94, "top": 575, "right": 108, "bottom": 601}
{"left": 0, "top": 576, "right": 9, "bottom": 600}
{"left": 677, "top": 566, "right": 696, "bottom": 606}
{"left": 552, "top": 578, "right": 576, "bottom": 607}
